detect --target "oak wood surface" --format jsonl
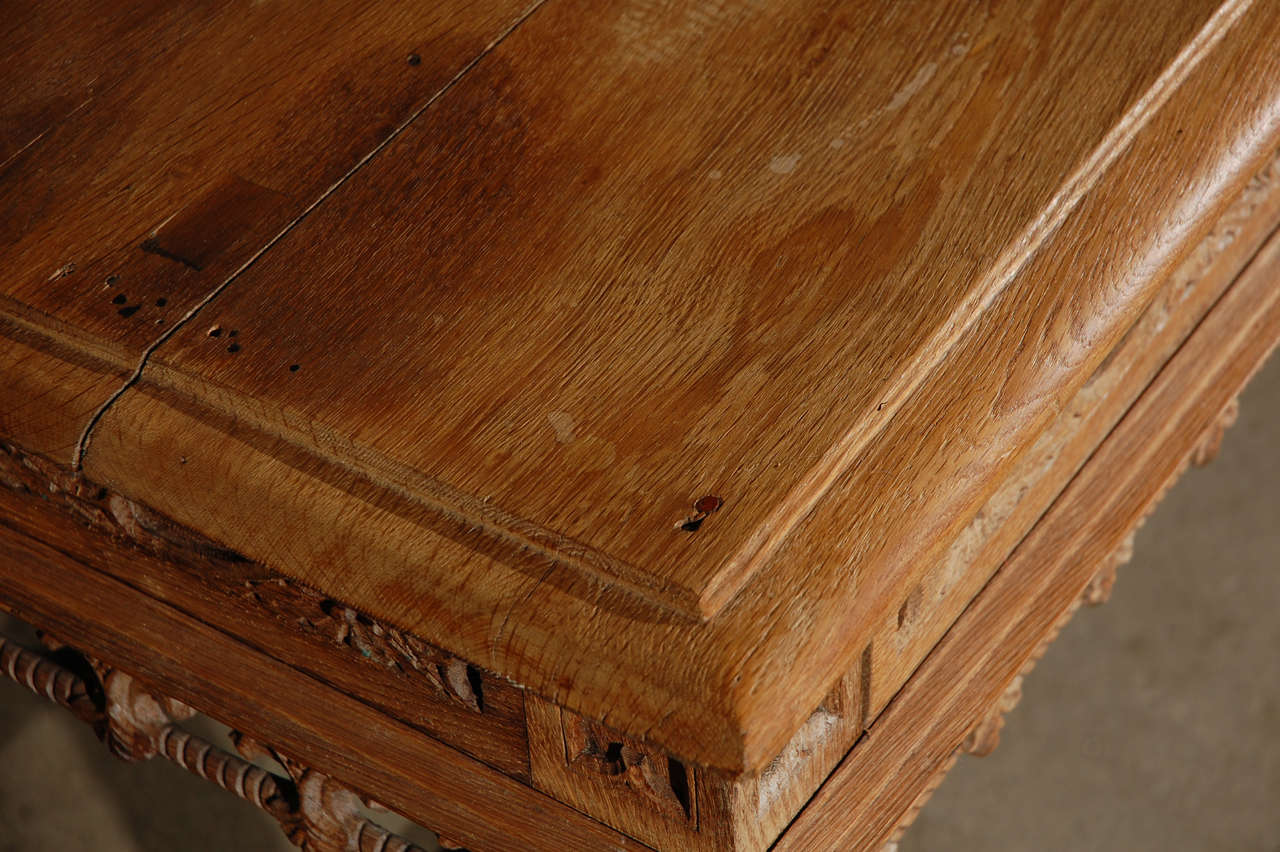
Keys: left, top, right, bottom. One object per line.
{"left": 0, "top": 0, "right": 537, "bottom": 460}
{"left": 92, "top": 0, "right": 1234, "bottom": 618}
{"left": 3, "top": 146, "right": 1265, "bottom": 850}
{"left": 7, "top": 0, "right": 1280, "bottom": 775}
{"left": 76, "top": 0, "right": 1280, "bottom": 772}
{"left": 775, "top": 210, "right": 1280, "bottom": 852}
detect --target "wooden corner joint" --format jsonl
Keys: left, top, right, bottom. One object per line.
{"left": 0, "top": 628, "right": 432, "bottom": 852}
{"left": 563, "top": 712, "right": 695, "bottom": 823}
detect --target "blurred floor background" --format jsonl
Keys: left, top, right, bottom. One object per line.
{"left": 1, "top": 353, "right": 1277, "bottom": 851}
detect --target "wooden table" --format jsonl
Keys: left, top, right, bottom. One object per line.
{"left": 3, "top": 1, "right": 1279, "bottom": 849}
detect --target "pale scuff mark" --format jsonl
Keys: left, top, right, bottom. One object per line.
{"left": 48, "top": 262, "right": 77, "bottom": 281}
{"left": 830, "top": 60, "right": 940, "bottom": 150}
{"left": 883, "top": 61, "right": 938, "bottom": 116}
{"left": 769, "top": 153, "right": 801, "bottom": 175}
{"left": 755, "top": 707, "right": 840, "bottom": 816}
{"left": 547, "top": 410, "right": 575, "bottom": 444}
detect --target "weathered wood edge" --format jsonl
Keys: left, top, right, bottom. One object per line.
{"left": 773, "top": 223, "right": 1280, "bottom": 852}
{"left": 725, "top": 2, "right": 1280, "bottom": 770}
{"left": 861, "top": 148, "right": 1280, "bottom": 720}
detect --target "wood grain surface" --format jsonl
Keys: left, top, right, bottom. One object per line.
{"left": 8, "top": 0, "right": 1280, "bottom": 774}
{"left": 92, "top": 0, "right": 1239, "bottom": 618}
{"left": 0, "top": 0, "right": 538, "bottom": 460}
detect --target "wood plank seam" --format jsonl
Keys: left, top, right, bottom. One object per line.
{"left": 69, "top": 0, "right": 553, "bottom": 471}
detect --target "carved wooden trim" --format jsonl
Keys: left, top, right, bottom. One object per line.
{"left": 159, "top": 725, "right": 291, "bottom": 815}
{"left": 960, "top": 674, "right": 1023, "bottom": 758}
{"left": 0, "top": 626, "right": 433, "bottom": 852}
{"left": 0, "top": 634, "right": 99, "bottom": 724}
{"left": 1080, "top": 531, "right": 1133, "bottom": 607}
{"left": 878, "top": 749, "right": 960, "bottom": 852}
{"left": 0, "top": 441, "right": 494, "bottom": 716}
{"left": 246, "top": 580, "right": 486, "bottom": 713}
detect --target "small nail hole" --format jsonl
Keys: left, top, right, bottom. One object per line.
{"left": 407, "top": 53, "right": 421, "bottom": 66}
{"left": 228, "top": 329, "right": 238, "bottom": 337}
{"left": 227, "top": 342, "right": 241, "bottom": 353}
{"left": 288, "top": 364, "right": 300, "bottom": 372}
{"left": 155, "top": 297, "right": 167, "bottom": 307}
{"left": 117, "top": 305, "right": 140, "bottom": 318}
{"left": 208, "top": 326, "right": 222, "bottom": 338}
{"left": 105, "top": 275, "right": 119, "bottom": 286}
{"left": 679, "top": 495, "right": 723, "bottom": 533}
{"left": 112, "top": 293, "right": 127, "bottom": 305}
{"left": 695, "top": 495, "right": 723, "bottom": 515}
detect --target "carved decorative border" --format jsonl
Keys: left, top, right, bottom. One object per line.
{"left": 0, "top": 442, "right": 491, "bottom": 714}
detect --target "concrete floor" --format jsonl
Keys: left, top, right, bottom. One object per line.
{"left": 1, "top": 353, "right": 1277, "bottom": 850}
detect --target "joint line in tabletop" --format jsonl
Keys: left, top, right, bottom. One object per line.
{"left": 71, "top": 0, "right": 554, "bottom": 471}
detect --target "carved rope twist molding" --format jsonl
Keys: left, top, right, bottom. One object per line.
{"left": 0, "top": 629, "right": 436, "bottom": 852}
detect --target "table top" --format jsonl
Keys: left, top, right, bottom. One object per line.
{"left": 5, "top": 0, "right": 1280, "bottom": 772}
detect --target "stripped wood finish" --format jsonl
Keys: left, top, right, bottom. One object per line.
{"left": 3, "top": 1, "right": 1280, "bottom": 849}
{"left": 75, "top": 0, "right": 1280, "bottom": 773}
